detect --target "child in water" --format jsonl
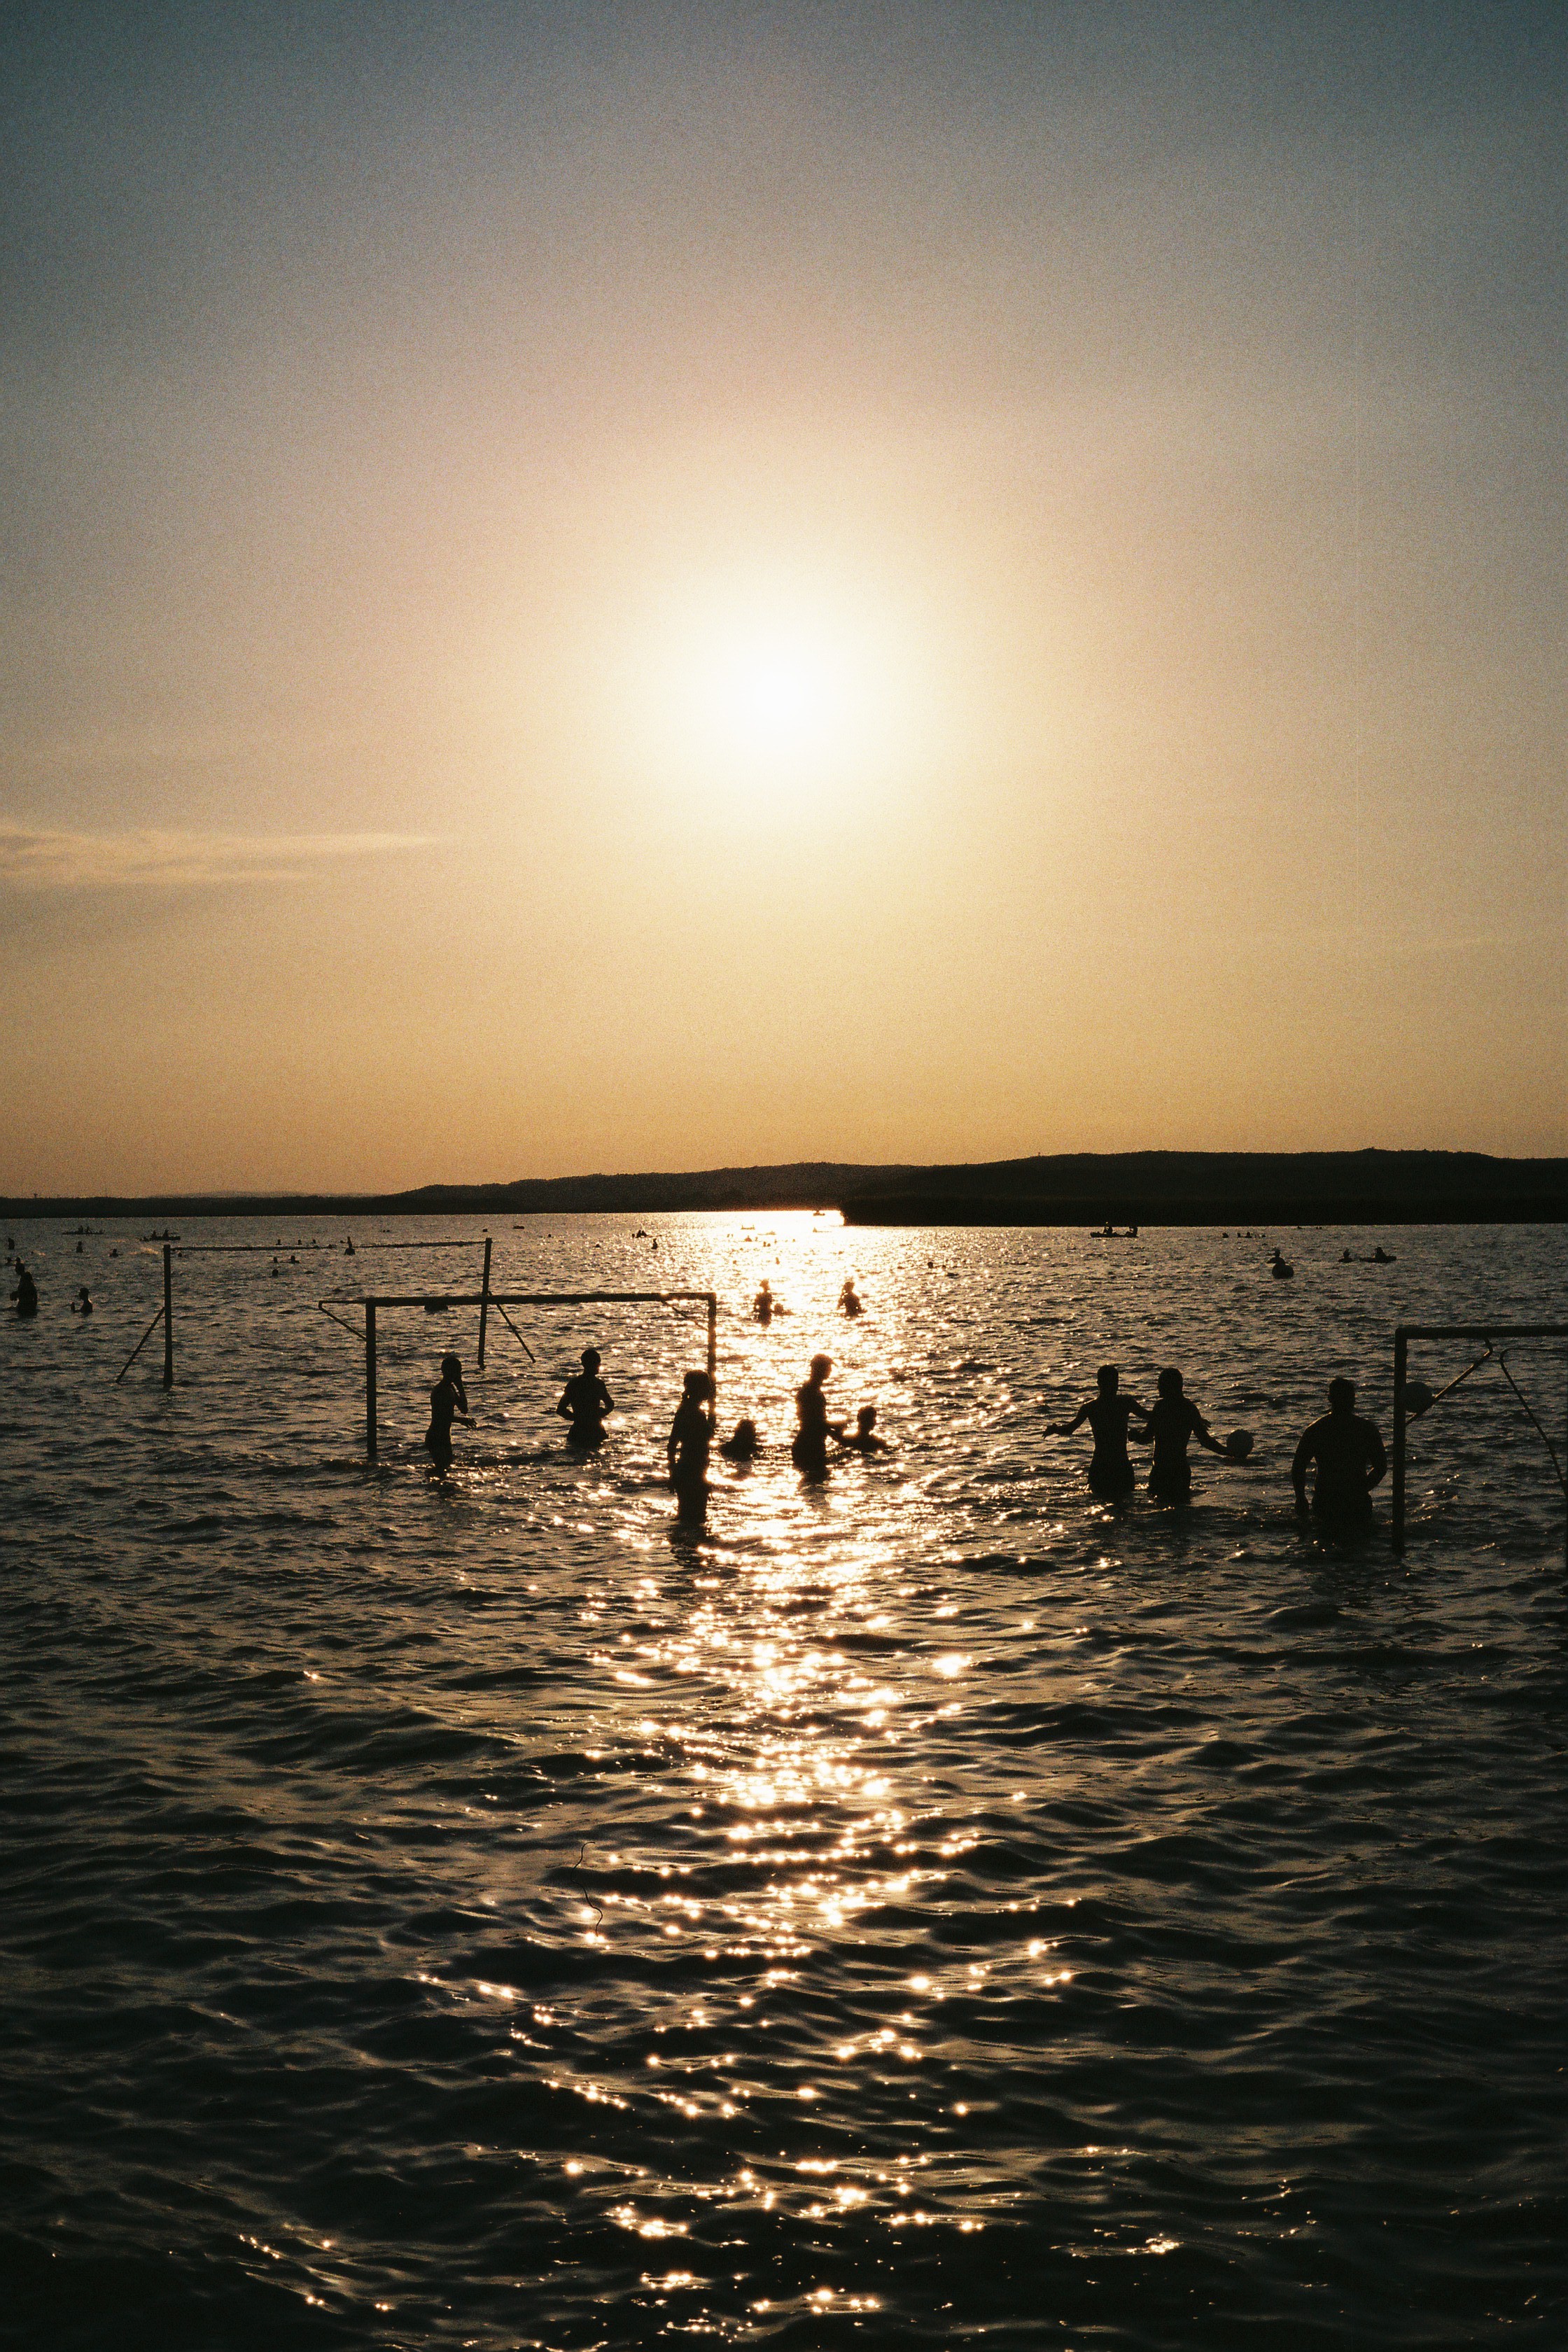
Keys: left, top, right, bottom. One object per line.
{"left": 1140, "top": 1367, "right": 1231, "bottom": 1502}
{"left": 839, "top": 1404, "right": 888, "bottom": 1454}
{"left": 426, "top": 1354, "right": 473, "bottom": 1471}
{"left": 668, "top": 1370, "right": 715, "bottom": 1521}
{"left": 556, "top": 1347, "right": 614, "bottom": 1447}
{"left": 720, "top": 1418, "right": 762, "bottom": 1461}
{"left": 792, "top": 1354, "right": 846, "bottom": 1478}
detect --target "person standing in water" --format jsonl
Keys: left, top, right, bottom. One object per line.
{"left": 1050, "top": 1365, "right": 1149, "bottom": 1497}
{"left": 1141, "top": 1367, "right": 1231, "bottom": 1502}
{"left": 838, "top": 1278, "right": 863, "bottom": 1317}
{"left": 426, "top": 1354, "right": 473, "bottom": 1471}
{"left": 12, "top": 1261, "right": 38, "bottom": 1317}
{"left": 792, "top": 1353, "right": 846, "bottom": 1479}
{"left": 556, "top": 1348, "right": 614, "bottom": 1446}
{"left": 753, "top": 1280, "right": 776, "bottom": 1324}
{"left": 668, "top": 1370, "right": 715, "bottom": 1522}
{"left": 1292, "top": 1378, "right": 1387, "bottom": 1527}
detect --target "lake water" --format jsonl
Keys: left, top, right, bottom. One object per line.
{"left": 4, "top": 1213, "right": 1567, "bottom": 2350}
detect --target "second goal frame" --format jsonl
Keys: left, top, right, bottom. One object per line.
{"left": 1393, "top": 1322, "right": 1568, "bottom": 1567}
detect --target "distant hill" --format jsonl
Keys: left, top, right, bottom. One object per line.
{"left": 2, "top": 1149, "right": 1562, "bottom": 1224}
{"left": 839, "top": 1149, "right": 1567, "bottom": 1226}
{"left": 0, "top": 1162, "right": 913, "bottom": 1221}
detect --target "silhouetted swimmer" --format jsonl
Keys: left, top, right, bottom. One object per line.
{"left": 1372, "top": 1245, "right": 1394, "bottom": 1264}
{"left": 344, "top": 1238, "right": 356, "bottom": 1256}
{"left": 1141, "top": 1368, "right": 1230, "bottom": 1502}
{"left": 839, "top": 1404, "right": 888, "bottom": 1455}
{"left": 1270, "top": 1249, "right": 1294, "bottom": 1280}
{"left": 76, "top": 1240, "right": 84, "bottom": 1254}
{"left": 73, "top": 1286, "right": 92, "bottom": 1314}
{"left": 838, "top": 1278, "right": 863, "bottom": 1318}
{"left": 556, "top": 1348, "right": 614, "bottom": 1447}
{"left": 668, "top": 1370, "right": 715, "bottom": 1521}
{"left": 1051, "top": 1365, "right": 1148, "bottom": 1497}
{"left": 792, "top": 1354, "right": 846, "bottom": 1480}
{"left": 720, "top": 1418, "right": 762, "bottom": 1462}
{"left": 753, "top": 1280, "right": 775, "bottom": 1324}
{"left": 426, "top": 1353, "right": 473, "bottom": 1471}
{"left": 1292, "top": 1377, "right": 1387, "bottom": 1527}
{"left": 1340, "top": 1248, "right": 1354, "bottom": 1263}
{"left": 11, "top": 1263, "right": 37, "bottom": 1317}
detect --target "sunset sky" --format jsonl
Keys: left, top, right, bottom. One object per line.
{"left": 3, "top": 2, "right": 1562, "bottom": 1194}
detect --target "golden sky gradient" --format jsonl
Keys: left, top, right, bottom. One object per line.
{"left": 2, "top": 4, "right": 1562, "bottom": 1191}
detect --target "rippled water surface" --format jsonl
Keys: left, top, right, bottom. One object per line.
{"left": 4, "top": 1214, "right": 1567, "bottom": 2350}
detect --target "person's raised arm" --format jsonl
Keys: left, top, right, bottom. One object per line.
{"left": 1049, "top": 1402, "right": 1091, "bottom": 1439}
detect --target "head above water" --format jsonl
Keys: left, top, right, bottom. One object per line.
{"left": 441, "top": 1354, "right": 463, "bottom": 1380}
{"left": 1157, "top": 1367, "right": 1184, "bottom": 1399}
{"left": 809, "top": 1353, "right": 832, "bottom": 1381}
{"left": 857, "top": 1405, "right": 878, "bottom": 1432}
{"left": 582, "top": 1347, "right": 601, "bottom": 1371}
{"left": 683, "top": 1368, "right": 715, "bottom": 1401}
{"left": 1328, "top": 1376, "right": 1356, "bottom": 1412}
{"left": 1097, "top": 1365, "right": 1119, "bottom": 1394}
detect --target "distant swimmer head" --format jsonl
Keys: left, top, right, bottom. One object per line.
{"left": 582, "top": 1348, "right": 601, "bottom": 1371}
{"left": 1327, "top": 1376, "right": 1356, "bottom": 1412}
{"left": 1097, "top": 1365, "right": 1119, "bottom": 1394}
{"left": 857, "top": 1405, "right": 878, "bottom": 1432}
{"left": 810, "top": 1353, "right": 832, "bottom": 1381}
{"left": 683, "top": 1368, "right": 715, "bottom": 1401}
{"left": 1157, "top": 1367, "right": 1184, "bottom": 1399}
{"left": 441, "top": 1354, "right": 463, "bottom": 1380}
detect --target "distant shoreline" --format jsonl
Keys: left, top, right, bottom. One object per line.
{"left": 3, "top": 1149, "right": 1562, "bottom": 1226}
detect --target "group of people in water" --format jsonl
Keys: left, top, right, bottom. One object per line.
{"left": 1051, "top": 1362, "right": 1387, "bottom": 1525}
{"left": 424, "top": 1340, "right": 889, "bottom": 1525}
{"left": 422, "top": 1331, "right": 1387, "bottom": 1534}
{"left": 751, "top": 1277, "right": 863, "bottom": 1323}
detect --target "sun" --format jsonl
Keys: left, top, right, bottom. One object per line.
{"left": 706, "top": 625, "right": 848, "bottom": 761}
{"left": 617, "top": 569, "right": 926, "bottom": 805}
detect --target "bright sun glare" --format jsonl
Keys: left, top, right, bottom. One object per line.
{"left": 629, "top": 573, "right": 925, "bottom": 800}
{"left": 708, "top": 628, "right": 847, "bottom": 759}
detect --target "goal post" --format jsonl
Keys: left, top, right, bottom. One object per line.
{"left": 340, "top": 1287, "right": 719, "bottom": 1461}
{"left": 1393, "top": 1322, "right": 1568, "bottom": 1566}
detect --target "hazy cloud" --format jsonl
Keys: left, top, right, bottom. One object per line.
{"left": 0, "top": 826, "right": 438, "bottom": 892}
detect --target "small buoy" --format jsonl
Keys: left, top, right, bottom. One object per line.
{"left": 1404, "top": 1380, "right": 1436, "bottom": 1419}
{"left": 1225, "top": 1429, "right": 1254, "bottom": 1460}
